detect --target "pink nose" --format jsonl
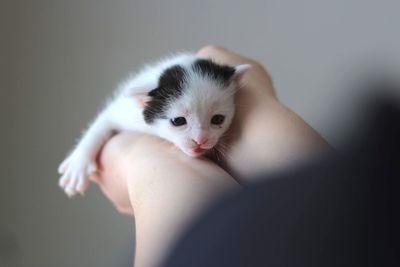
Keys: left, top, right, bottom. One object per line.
{"left": 193, "top": 137, "right": 208, "bottom": 145}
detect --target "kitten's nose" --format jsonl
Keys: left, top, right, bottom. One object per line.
{"left": 193, "top": 137, "right": 208, "bottom": 145}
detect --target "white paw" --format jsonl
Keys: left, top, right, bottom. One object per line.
{"left": 58, "top": 152, "right": 97, "bottom": 197}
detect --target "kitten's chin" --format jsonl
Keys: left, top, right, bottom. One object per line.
{"left": 182, "top": 147, "right": 208, "bottom": 157}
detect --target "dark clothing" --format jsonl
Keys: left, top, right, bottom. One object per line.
{"left": 162, "top": 97, "right": 400, "bottom": 267}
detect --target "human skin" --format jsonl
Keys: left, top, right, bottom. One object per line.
{"left": 91, "top": 46, "right": 332, "bottom": 267}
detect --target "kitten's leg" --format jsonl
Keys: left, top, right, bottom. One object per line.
{"left": 58, "top": 112, "right": 116, "bottom": 196}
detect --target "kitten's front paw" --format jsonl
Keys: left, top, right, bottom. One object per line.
{"left": 58, "top": 154, "right": 97, "bottom": 197}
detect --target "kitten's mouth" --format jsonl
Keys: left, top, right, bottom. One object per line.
{"left": 185, "top": 144, "right": 216, "bottom": 157}
{"left": 192, "top": 147, "right": 205, "bottom": 154}
{"left": 185, "top": 146, "right": 208, "bottom": 157}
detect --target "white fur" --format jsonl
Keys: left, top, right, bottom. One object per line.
{"left": 58, "top": 53, "right": 248, "bottom": 197}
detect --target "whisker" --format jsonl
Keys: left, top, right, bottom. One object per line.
{"left": 214, "top": 142, "right": 231, "bottom": 162}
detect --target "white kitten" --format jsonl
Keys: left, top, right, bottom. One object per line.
{"left": 58, "top": 53, "right": 250, "bottom": 196}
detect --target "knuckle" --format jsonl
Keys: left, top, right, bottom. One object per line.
{"left": 197, "top": 45, "right": 226, "bottom": 56}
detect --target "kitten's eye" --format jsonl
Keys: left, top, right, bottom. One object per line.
{"left": 170, "top": 117, "right": 187, "bottom": 126}
{"left": 211, "top": 114, "right": 225, "bottom": 125}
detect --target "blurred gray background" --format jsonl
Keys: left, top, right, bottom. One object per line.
{"left": 1, "top": 0, "right": 399, "bottom": 266}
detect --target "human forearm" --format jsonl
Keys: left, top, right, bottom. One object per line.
{"left": 228, "top": 98, "right": 332, "bottom": 179}
{"left": 97, "top": 133, "right": 239, "bottom": 267}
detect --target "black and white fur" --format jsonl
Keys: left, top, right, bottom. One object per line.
{"left": 58, "top": 53, "right": 250, "bottom": 196}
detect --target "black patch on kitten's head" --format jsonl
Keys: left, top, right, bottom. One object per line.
{"left": 192, "top": 59, "right": 236, "bottom": 86}
{"left": 144, "top": 65, "right": 187, "bottom": 124}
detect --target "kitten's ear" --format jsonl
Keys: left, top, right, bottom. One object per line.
{"left": 132, "top": 92, "right": 152, "bottom": 108}
{"left": 122, "top": 80, "right": 157, "bottom": 108}
{"left": 233, "top": 64, "right": 251, "bottom": 78}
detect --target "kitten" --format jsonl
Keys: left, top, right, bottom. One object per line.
{"left": 58, "top": 53, "right": 250, "bottom": 196}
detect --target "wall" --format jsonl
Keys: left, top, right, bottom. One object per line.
{"left": 2, "top": 0, "right": 400, "bottom": 266}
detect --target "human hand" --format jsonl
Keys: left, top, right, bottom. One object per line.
{"left": 197, "top": 46, "right": 331, "bottom": 179}
{"left": 91, "top": 132, "right": 237, "bottom": 215}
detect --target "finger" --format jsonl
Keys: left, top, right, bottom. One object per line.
{"left": 89, "top": 171, "right": 100, "bottom": 183}
{"left": 196, "top": 45, "right": 275, "bottom": 97}
{"left": 196, "top": 45, "right": 255, "bottom": 66}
